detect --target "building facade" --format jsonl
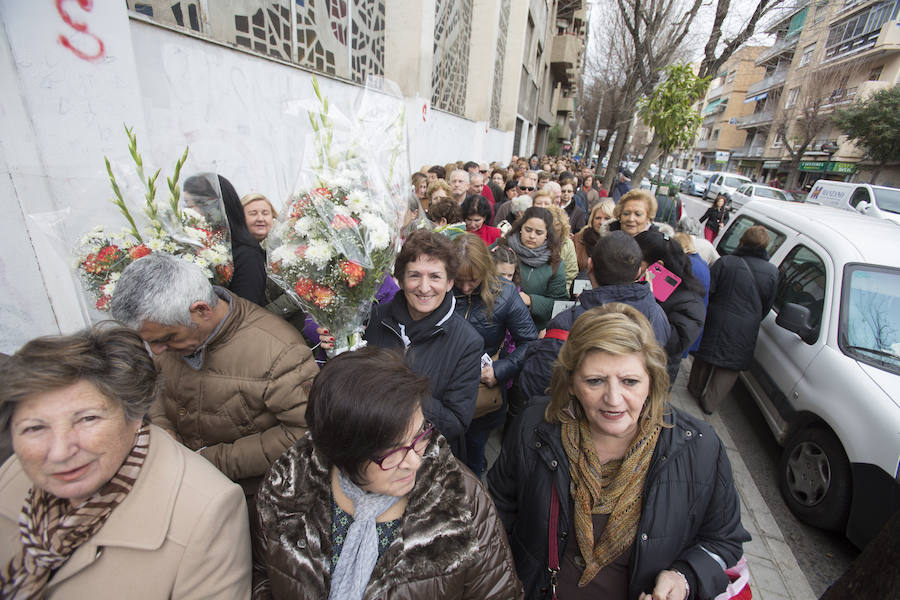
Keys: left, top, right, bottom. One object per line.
{"left": 737, "top": 0, "right": 900, "bottom": 188}
{"left": 693, "top": 46, "right": 766, "bottom": 172}
{"left": 0, "top": 0, "right": 588, "bottom": 351}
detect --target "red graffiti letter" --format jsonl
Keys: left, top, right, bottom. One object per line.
{"left": 56, "top": 0, "right": 105, "bottom": 61}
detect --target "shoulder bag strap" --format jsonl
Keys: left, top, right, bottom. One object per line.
{"left": 548, "top": 484, "right": 560, "bottom": 600}
{"left": 736, "top": 256, "right": 761, "bottom": 299}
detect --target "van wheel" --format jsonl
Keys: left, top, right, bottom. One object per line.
{"left": 779, "top": 426, "right": 851, "bottom": 532}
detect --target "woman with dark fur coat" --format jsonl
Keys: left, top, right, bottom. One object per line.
{"left": 253, "top": 347, "right": 522, "bottom": 600}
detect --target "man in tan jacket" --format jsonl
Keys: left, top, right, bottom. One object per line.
{"left": 111, "top": 253, "right": 318, "bottom": 494}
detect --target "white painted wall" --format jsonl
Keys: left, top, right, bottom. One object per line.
{"left": 0, "top": 3, "right": 512, "bottom": 352}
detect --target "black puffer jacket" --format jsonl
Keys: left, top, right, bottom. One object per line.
{"left": 487, "top": 400, "right": 749, "bottom": 600}
{"left": 365, "top": 293, "right": 482, "bottom": 459}
{"left": 517, "top": 284, "right": 670, "bottom": 400}
{"left": 454, "top": 280, "right": 538, "bottom": 384}
{"left": 695, "top": 246, "right": 777, "bottom": 370}
{"left": 660, "top": 286, "right": 706, "bottom": 382}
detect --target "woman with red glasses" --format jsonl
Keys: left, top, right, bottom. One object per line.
{"left": 253, "top": 346, "right": 522, "bottom": 600}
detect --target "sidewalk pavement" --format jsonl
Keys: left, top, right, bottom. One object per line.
{"left": 485, "top": 355, "right": 817, "bottom": 600}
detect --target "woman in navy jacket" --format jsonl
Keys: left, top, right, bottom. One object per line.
{"left": 488, "top": 304, "right": 748, "bottom": 600}
{"left": 452, "top": 233, "right": 538, "bottom": 475}
{"left": 365, "top": 230, "right": 482, "bottom": 461}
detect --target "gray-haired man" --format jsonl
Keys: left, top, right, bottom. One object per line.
{"left": 111, "top": 253, "right": 318, "bottom": 493}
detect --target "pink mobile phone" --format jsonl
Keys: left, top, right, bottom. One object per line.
{"left": 647, "top": 263, "right": 681, "bottom": 302}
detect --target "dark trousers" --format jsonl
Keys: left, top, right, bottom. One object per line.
{"left": 688, "top": 357, "right": 740, "bottom": 414}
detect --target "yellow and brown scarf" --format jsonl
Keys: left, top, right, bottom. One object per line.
{"left": 561, "top": 415, "right": 661, "bottom": 587}
{"left": 0, "top": 425, "right": 150, "bottom": 600}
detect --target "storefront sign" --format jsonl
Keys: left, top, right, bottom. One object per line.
{"left": 715, "top": 150, "right": 730, "bottom": 164}
{"left": 762, "top": 160, "right": 781, "bottom": 169}
{"left": 799, "top": 161, "right": 857, "bottom": 173}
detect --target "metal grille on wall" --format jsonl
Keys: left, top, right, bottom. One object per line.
{"left": 127, "top": 0, "right": 385, "bottom": 84}
{"left": 431, "top": 0, "right": 472, "bottom": 116}
{"left": 489, "top": 0, "right": 510, "bottom": 129}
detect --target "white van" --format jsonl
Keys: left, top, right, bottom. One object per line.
{"left": 714, "top": 199, "right": 900, "bottom": 549}
{"left": 704, "top": 172, "right": 752, "bottom": 202}
{"left": 806, "top": 180, "right": 900, "bottom": 224}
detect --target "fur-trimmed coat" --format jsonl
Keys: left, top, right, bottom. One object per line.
{"left": 252, "top": 433, "right": 523, "bottom": 600}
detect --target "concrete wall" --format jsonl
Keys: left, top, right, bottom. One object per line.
{"left": 0, "top": 1, "right": 512, "bottom": 352}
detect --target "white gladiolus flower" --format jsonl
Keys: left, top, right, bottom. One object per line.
{"left": 304, "top": 239, "right": 332, "bottom": 269}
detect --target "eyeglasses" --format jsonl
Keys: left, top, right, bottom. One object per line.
{"left": 479, "top": 169, "right": 488, "bottom": 174}
{"left": 519, "top": 186, "right": 536, "bottom": 192}
{"left": 372, "top": 422, "right": 434, "bottom": 470}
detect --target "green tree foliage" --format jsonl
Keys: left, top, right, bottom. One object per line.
{"left": 548, "top": 124, "right": 561, "bottom": 156}
{"left": 832, "top": 85, "right": 900, "bottom": 181}
{"left": 637, "top": 64, "right": 710, "bottom": 154}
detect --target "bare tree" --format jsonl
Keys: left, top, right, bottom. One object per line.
{"left": 772, "top": 60, "right": 861, "bottom": 190}
{"left": 624, "top": 0, "right": 790, "bottom": 185}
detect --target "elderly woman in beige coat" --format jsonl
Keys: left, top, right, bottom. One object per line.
{"left": 0, "top": 325, "right": 251, "bottom": 599}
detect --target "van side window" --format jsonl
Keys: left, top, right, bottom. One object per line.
{"left": 849, "top": 188, "right": 870, "bottom": 208}
{"left": 774, "top": 245, "right": 827, "bottom": 342}
{"left": 716, "top": 216, "right": 787, "bottom": 257}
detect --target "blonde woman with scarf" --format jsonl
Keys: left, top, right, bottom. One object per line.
{"left": 489, "top": 304, "right": 749, "bottom": 600}
{"left": 0, "top": 326, "right": 250, "bottom": 599}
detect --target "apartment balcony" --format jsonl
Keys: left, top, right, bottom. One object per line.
{"left": 755, "top": 34, "right": 800, "bottom": 65}
{"left": 557, "top": 95, "right": 575, "bottom": 114}
{"left": 551, "top": 34, "right": 584, "bottom": 84}
{"left": 737, "top": 109, "right": 775, "bottom": 129}
{"left": 823, "top": 12, "right": 900, "bottom": 65}
{"left": 745, "top": 68, "right": 788, "bottom": 98}
{"left": 731, "top": 145, "right": 767, "bottom": 158}
{"left": 816, "top": 80, "right": 891, "bottom": 114}
{"left": 694, "top": 139, "right": 712, "bottom": 150}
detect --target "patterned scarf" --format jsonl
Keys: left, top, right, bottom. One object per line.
{"left": 561, "top": 414, "right": 660, "bottom": 587}
{"left": 0, "top": 425, "right": 151, "bottom": 599}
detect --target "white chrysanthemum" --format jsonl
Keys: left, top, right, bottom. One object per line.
{"left": 360, "top": 213, "right": 390, "bottom": 250}
{"left": 109, "top": 271, "right": 122, "bottom": 282}
{"left": 199, "top": 248, "right": 222, "bottom": 264}
{"left": 304, "top": 239, "right": 333, "bottom": 269}
{"left": 192, "top": 255, "right": 209, "bottom": 269}
{"left": 101, "top": 281, "right": 116, "bottom": 297}
{"left": 183, "top": 227, "right": 208, "bottom": 245}
{"left": 293, "top": 216, "right": 316, "bottom": 236}
{"left": 146, "top": 238, "right": 166, "bottom": 251}
{"left": 270, "top": 245, "right": 299, "bottom": 266}
{"left": 346, "top": 190, "right": 369, "bottom": 213}
{"left": 332, "top": 204, "right": 351, "bottom": 218}
{"left": 181, "top": 207, "right": 205, "bottom": 223}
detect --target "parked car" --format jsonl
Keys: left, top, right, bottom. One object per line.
{"left": 714, "top": 199, "right": 900, "bottom": 549}
{"left": 680, "top": 170, "right": 713, "bottom": 196}
{"left": 704, "top": 172, "right": 752, "bottom": 202}
{"left": 806, "top": 180, "right": 900, "bottom": 225}
{"left": 666, "top": 168, "right": 690, "bottom": 188}
{"left": 730, "top": 183, "right": 790, "bottom": 210}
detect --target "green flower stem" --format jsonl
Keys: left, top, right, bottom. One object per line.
{"left": 105, "top": 157, "right": 143, "bottom": 243}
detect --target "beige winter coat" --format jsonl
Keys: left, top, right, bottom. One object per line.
{"left": 0, "top": 425, "right": 252, "bottom": 599}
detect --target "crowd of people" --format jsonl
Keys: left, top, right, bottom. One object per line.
{"left": 0, "top": 153, "right": 781, "bottom": 599}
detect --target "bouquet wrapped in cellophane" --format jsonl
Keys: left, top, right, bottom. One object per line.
{"left": 74, "top": 126, "right": 233, "bottom": 312}
{"left": 267, "top": 77, "right": 410, "bottom": 355}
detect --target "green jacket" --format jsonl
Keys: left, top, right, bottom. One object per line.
{"left": 520, "top": 260, "right": 568, "bottom": 331}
